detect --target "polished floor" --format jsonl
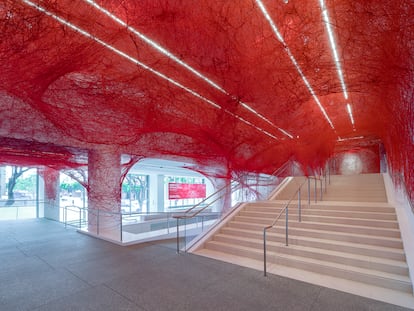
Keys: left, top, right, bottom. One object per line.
{"left": 0, "top": 219, "right": 412, "bottom": 311}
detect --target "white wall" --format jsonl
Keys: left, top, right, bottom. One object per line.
{"left": 383, "top": 172, "right": 414, "bottom": 293}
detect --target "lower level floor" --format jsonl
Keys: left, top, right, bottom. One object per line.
{"left": 0, "top": 219, "right": 411, "bottom": 311}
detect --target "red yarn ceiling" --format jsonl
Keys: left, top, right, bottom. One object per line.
{"left": 0, "top": 0, "right": 412, "bottom": 196}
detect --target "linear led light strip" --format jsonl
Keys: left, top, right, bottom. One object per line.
{"left": 346, "top": 103, "right": 355, "bottom": 128}
{"left": 83, "top": 0, "right": 293, "bottom": 139}
{"left": 255, "top": 0, "right": 335, "bottom": 130}
{"left": 318, "top": 0, "right": 355, "bottom": 130}
{"left": 337, "top": 135, "right": 363, "bottom": 142}
{"left": 21, "top": 0, "right": 278, "bottom": 140}
{"left": 318, "top": 0, "right": 348, "bottom": 100}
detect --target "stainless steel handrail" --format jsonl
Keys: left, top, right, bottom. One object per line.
{"left": 269, "top": 159, "right": 295, "bottom": 177}
{"left": 63, "top": 205, "right": 87, "bottom": 229}
{"left": 173, "top": 160, "right": 298, "bottom": 253}
{"left": 263, "top": 178, "right": 308, "bottom": 276}
{"left": 263, "top": 172, "right": 328, "bottom": 276}
{"left": 181, "top": 181, "right": 239, "bottom": 216}
{"left": 173, "top": 182, "right": 240, "bottom": 252}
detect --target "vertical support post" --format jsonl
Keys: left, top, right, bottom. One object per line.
{"left": 202, "top": 215, "right": 204, "bottom": 231}
{"left": 263, "top": 229, "right": 267, "bottom": 277}
{"left": 298, "top": 188, "right": 301, "bottom": 222}
{"left": 120, "top": 212, "right": 123, "bottom": 242}
{"left": 36, "top": 169, "right": 39, "bottom": 219}
{"left": 184, "top": 217, "right": 187, "bottom": 252}
{"left": 307, "top": 178, "right": 310, "bottom": 206}
{"left": 176, "top": 218, "right": 180, "bottom": 254}
{"left": 97, "top": 209, "right": 100, "bottom": 235}
{"left": 314, "top": 179, "right": 317, "bottom": 203}
{"left": 167, "top": 213, "right": 170, "bottom": 234}
{"left": 285, "top": 206, "right": 289, "bottom": 246}
{"left": 320, "top": 179, "right": 323, "bottom": 201}
{"left": 329, "top": 164, "right": 331, "bottom": 184}
{"left": 79, "top": 208, "right": 81, "bottom": 228}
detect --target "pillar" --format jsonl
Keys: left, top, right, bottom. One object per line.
{"left": 210, "top": 177, "right": 232, "bottom": 214}
{"left": 88, "top": 149, "right": 122, "bottom": 241}
{"left": 147, "top": 173, "right": 165, "bottom": 213}
{"left": 39, "top": 167, "right": 60, "bottom": 221}
{"left": 157, "top": 174, "right": 165, "bottom": 212}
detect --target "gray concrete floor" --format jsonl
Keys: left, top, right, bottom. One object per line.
{"left": 0, "top": 218, "right": 412, "bottom": 311}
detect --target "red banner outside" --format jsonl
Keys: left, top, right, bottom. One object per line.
{"left": 168, "top": 183, "right": 206, "bottom": 199}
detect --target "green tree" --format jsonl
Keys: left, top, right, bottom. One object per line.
{"left": 6, "top": 166, "right": 31, "bottom": 205}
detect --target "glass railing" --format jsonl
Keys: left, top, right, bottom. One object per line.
{"left": 52, "top": 160, "right": 300, "bottom": 246}
{"left": 0, "top": 199, "right": 48, "bottom": 220}
{"left": 174, "top": 160, "right": 300, "bottom": 252}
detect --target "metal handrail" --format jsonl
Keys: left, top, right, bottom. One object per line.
{"left": 263, "top": 178, "right": 308, "bottom": 276}
{"left": 63, "top": 205, "right": 87, "bottom": 229}
{"left": 263, "top": 172, "right": 329, "bottom": 276}
{"left": 269, "top": 159, "right": 295, "bottom": 177}
{"left": 177, "top": 160, "right": 294, "bottom": 221}
{"left": 307, "top": 175, "right": 324, "bottom": 202}
{"left": 173, "top": 160, "right": 298, "bottom": 253}
{"left": 173, "top": 182, "right": 240, "bottom": 252}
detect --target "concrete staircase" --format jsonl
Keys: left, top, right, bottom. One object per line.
{"left": 192, "top": 173, "right": 413, "bottom": 303}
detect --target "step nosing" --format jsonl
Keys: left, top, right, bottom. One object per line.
{"left": 206, "top": 241, "right": 411, "bottom": 282}
{"left": 228, "top": 222, "right": 403, "bottom": 241}
{"left": 215, "top": 234, "right": 408, "bottom": 266}
{"left": 219, "top": 228, "right": 405, "bottom": 254}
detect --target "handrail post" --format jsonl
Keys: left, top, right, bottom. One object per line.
{"left": 202, "top": 215, "right": 204, "bottom": 231}
{"left": 314, "top": 178, "right": 317, "bottom": 203}
{"left": 307, "top": 178, "right": 310, "bottom": 206}
{"left": 320, "top": 178, "right": 323, "bottom": 201}
{"left": 176, "top": 218, "right": 180, "bottom": 254}
{"left": 329, "top": 164, "right": 331, "bottom": 184}
{"left": 285, "top": 206, "right": 289, "bottom": 246}
{"left": 184, "top": 217, "right": 187, "bottom": 252}
{"left": 79, "top": 208, "right": 81, "bottom": 228}
{"left": 120, "top": 212, "right": 123, "bottom": 242}
{"left": 298, "top": 188, "right": 301, "bottom": 222}
{"left": 97, "top": 209, "right": 100, "bottom": 235}
{"left": 263, "top": 229, "right": 267, "bottom": 276}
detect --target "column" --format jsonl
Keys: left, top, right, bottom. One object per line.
{"left": 210, "top": 177, "right": 232, "bottom": 214}
{"left": 88, "top": 148, "right": 122, "bottom": 241}
{"left": 157, "top": 174, "right": 165, "bottom": 212}
{"left": 39, "top": 167, "right": 60, "bottom": 221}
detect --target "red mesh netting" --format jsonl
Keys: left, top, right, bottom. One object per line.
{"left": 0, "top": 0, "right": 413, "bottom": 200}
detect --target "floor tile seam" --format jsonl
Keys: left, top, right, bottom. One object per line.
{"left": 103, "top": 283, "right": 148, "bottom": 311}
{"left": 62, "top": 266, "right": 95, "bottom": 288}
{"left": 30, "top": 285, "right": 101, "bottom": 311}
{"left": 14, "top": 244, "right": 32, "bottom": 257}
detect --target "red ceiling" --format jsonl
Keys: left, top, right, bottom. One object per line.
{"left": 0, "top": 0, "right": 412, "bottom": 193}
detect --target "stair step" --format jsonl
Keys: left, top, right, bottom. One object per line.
{"left": 241, "top": 209, "right": 397, "bottom": 221}
{"left": 233, "top": 216, "right": 401, "bottom": 238}
{"left": 228, "top": 221, "right": 403, "bottom": 249}
{"left": 220, "top": 227, "right": 406, "bottom": 261}
{"left": 205, "top": 241, "right": 412, "bottom": 293}
{"left": 213, "top": 234, "right": 409, "bottom": 276}
{"left": 236, "top": 214, "right": 398, "bottom": 229}
{"left": 249, "top": 204, "right": 396, "bottom": 214}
